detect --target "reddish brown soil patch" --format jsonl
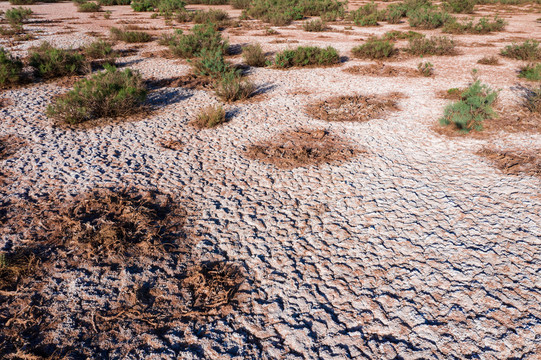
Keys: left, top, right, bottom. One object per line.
{"left": 0, "top": 98, "right": 13, "bottom": 107}
{"left": 245, "top": 128, "right": 363, "bottom": 169}
{"left": 344, "top": 63, "right": 420, "bottom": 77}
{"left": 306, "top": 93, "right": 402, "bottom": 122}
{"left": 158, "top": 138, "right": 184, "bottom": 150}
{"left": 148, "top": 74, "right": 212, "bottom": 90}
{"left": 0, "top": 135, "right": 25, "bottom": 160}
{"left": 478, "top": 148, "right": 541, "bottom": 177}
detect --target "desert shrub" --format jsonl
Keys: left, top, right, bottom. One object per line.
{"left": 243, "top": 43, "right": 266, "bottom": 67}
{"left": 443, "top": 0, "right": 476, "bottom": 13}
{"left": 29, "top": 42, "right": 86, "bottom": 79}
{"left": 158, "top": 0, "right": 186, "bottom": 17}
{"left": 273, "top": 46, "right": 340, "bottom": 68}
{"left": 231, "top": 0, "right": 250, "bottom": 8}
{"left": 190, "top": 48, "right": 236, "bottom": 79}
{"left": 524, "top": 86, "right": 541, "bottom": 113}
{"left": 303, "top": 19, "right": 326, "bottom": 31}
{"left": 47, "top": 65, "right": 147, "bottom": 124}
{"left": 501, "top": 40, "right": 541, "bottom": 61}
{"left": 407, "top": 7, "right": 451, "bottom": 29}
{"left": 418, "top": 61, "right": 434, "bottom": 76}
{"left": 193, "top": 105, "right": 226, "bottom": 128}
{"left": 104, "top": 10, "right": 112, "bottom": 18}
{"left": 110, "top": 27, "right": 152, "bottom": 42}
{"left": 385, "top": 4, "right": 407, "bottom": 23}
{"left": 192, "top": 9, "right": 230, "bottom": 25}
{"left": 351, "top": 38, "right": 396, "bottom": 59}
{"left": 406, "top": 36, "right": 456, "bottom": 56}
{"left": 383, "top": 30, "right": 424, "bottom": 40}
{"left": 245, "top": 0, "right": 346, "bottom": 26}
{"left": 84, "top": 40, "right": 117, "bottom": 64}
{"left": 186, "top": 0, "right": 228, "bottom": 3}
{"left": 0, "top": 47, "right": 23, "bottom": 87}
{"left": 443, "top": 16, "right": 506, "bottom": 34}
{"left": 8, "top": 0, "right": 36, "bottom": 4}
{"left": 519, "top": 63, "right": 541, "bottom": 81}
{"left": 98, "top": 0, "right": 131, "bottom": 5}
{"left": 163, "top": 24, "right": 228, "bottom": 58}
{"left": 77, "top": 1, "right": 102, "bottom": 12}
{"left": 477, "top": 55, "right": 500, "bottom": 65}
{"left": 4, "top": 7, "right": 32, "bottom": 30}
{"left": 131, "top": 0, "right": 156, "bottom": 11}
{"left": 439, "top": 79, "right": 498, "bottom": 132}
{"left": 214, "top": 71, "right": 255, "bottom": 102}
{"left": 350, "top": 1, "right": 384, "bottom": 26}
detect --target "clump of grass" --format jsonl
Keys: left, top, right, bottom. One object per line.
{"left": 243, "top": 43, "right": 266, "bottom": 67}
{"left": 46, "top": 65, "right": 147, "bottom": 124}
{"left": 0, "top": 47, "right": 23, "bottom": 87}
{"left": 407, "top": 6, "right": 452, "bottom": 29}
{"left": 231, "top": 0, "right": 250, "bottom": 8}
{"left": 273, "top": 46, "right": 340, "bottom": 68}
{"left": 524, "top": 86, "right": 541, "bottom": 113}
{"left": 501, "top": 40, "right": 541, "bottom": 61}
{"left": 104, "top": 10, "right": 112, "bottom": 19}
{"left": 4, "top": 6, "right": 32, "bottom": 31}
{"left": 349, "top": 1, "right": 383, "bottom": 27}
{"left": 245, "top": 0, "right": 346, "bottom": 26}
{"left": 303, "top": 18, "right": 327, "bottom": 32}
{"left": 84, "top": 39, "right": 117, "bottom": 64}
{"left": 442, "top": 16, "right": 506, "bottom": 34}
{"left": 351, "top": 37, "right": 396, "bottom": 60}
{"left": 382, "top": 30, "right": 424, "bottom": 41}
{"left": 8, "top": 0, "right": 36, "bottom": 4}
{"left": 192, "top": 104, "right": 226, "bottom": 128}
{"left": 110, "top": 27, "right": 152, "bottom": 43}
{"left": 477, "top": 55, "right": 500, "bottom": 65}
{"left": 442, "top": 0, "right": 476, "bottom": 13}
{"left": 418, "top": 61, "right": 434, "bottom": 76}
{"left": 192, "top": 9, "right": 230, "bottom": 26}
{"left": 131, "top": 0, "right": 155, "bottom": 11}
{"left": 161, "top": 24, "right": 228, "bottom": 58}
{"left": 29, "top": 42, "right": 87, "bottom": 79}
{"left": 157, "top": 0, "right": 186, "bottom": 17}
{"left": 406, "top": 36, "right": 456, "bottom": 56}
{"left": 214, "top": 71, "right": 255, "bottom": 102}
{"left": 519, "top": 63, "right": 541, "bottom": 81}
{"left": 77, "top": 1, "right": 102, "bottom": 12}
{"left": 190, "top": 48, "right": 235, "bottom": 79}
{"left": 439, "top": 76, "right": 499, "bottom": 132}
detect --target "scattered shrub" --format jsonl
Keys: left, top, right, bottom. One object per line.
{"left": 351, "top": 37, "right": 396, "bottom": 59}
{"left": 439, "top": 78, "right": 498, "bottom": 132}
{"left": 418, "top": 61, "right": 434, "bottom": 76}
{"left": 382, "top": 30, "right": 424, "bottom": 41}
{"left": 231, "top": 0, "right": 250, "bottom": 9}
{"left": 524, "top": 86, "right": 541, "bottom": 113}
{"left": 98, "top": 0, "right": 131, "bottom": 4}
{"left": 77, "top": 1, "right": 102, "bottom": 12}
{"left": 350, "top": 1, "right": 383, "bottom": 26}
{"left": 303, "top": 19, "right": 327, "bottom": 32}
{"left": 192, "top": 105, "right": 226, "bottom": 128}
{"left": 131, "top": 0, "right": 156, "bottom": 11}
{"left": 29, "top": 42, "right": 86, "bottom": 79}
{"left": 192, "top": 9, "right": 230, "bottom": 26}
{"left": 443, "top": 0, "right": 476, "bottom": 13}
{"left": 46, "top": 65, "right": 147, "bottom": 124}
{"left": 214, "top": 71, "right": 255, "bottom": 102}
{"left": 273, "top": 46, "right": 340, "bottom": 68}
{"left": 245, "top": 0, "right": 346, "bottom": 26}
{"left": 406, "top": 36, "right": 456, "bottom": 56}
{"left": 407, "top": 7, "right": 451, "bottom": 29}
{"left": 519, "top": 63, "right": 541, "bottom": 81}
{"left": 243, "top": 43, "right": 266, "bottom": 67}
{"left": 443, "top": 16, "right": 506, "bottom": 34}
{"left": 190, "top": 48, "right": 235, "bottom": 79}
{"left": 110, "top": 27, "right": 152, "bottom": 43}
{"left": 84, "top": 40, "right": 117, "bottom": 64}
{"left": 4, "top": 7, "right": 32, "bottom": 30}
{"left": 501, "top": 40, "right": 541, "bottom": 61}
{"left": 8, "top": 0, "right": 36, "bottom": 4}
{"left": 104, "top": 10, "right": 112, "bottom": 19}
{"left": 477, "top": 55, "right": 500, "bottom": 65}
{"left": 0, "top": 47, "right": 23, "bottom": 87}
{"left": 162, "top": 24, "right": 228, "bottom": 58}
{"left": 158, "top": 0, "right": 186, "bottom": 17}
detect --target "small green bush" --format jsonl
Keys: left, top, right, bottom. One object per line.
{"left": 192, "top": 105, "right": 226, "bottom": 128}
{"left": 407, "top": 7, "right": 451, "bottom": 29}
{"left": 8, "top": 0, "right": 36, "bottom": 4}
{"left": 524, "top": 86, "right": 541, "bottom": 113}
{"left": 158, "top": 0, "right": 186, "bottom": 17}
{"left": 98, "top": 0, "right": 131, "bottom": 5}
{"left": 350, "top": 1, "right": 384, "bottom": 26}
{"left": 131, "top": 0, "right": 156, "bottom": 11}
{"left": 352, "top": 38, "right": 396, "bottom": 59}
{"left": 418, "top": 61, "right": 434, "bottom": 76}
{"left": 4, "top": 7, "right": 32, "bottom": 29}
{"left": 303, "top": 19, "right": 326, "bottom": 31}
{"left": 77, "top": 1, "right": 102, "bottom": 12}
{"left": 214, "top": 71, "right": 255, "bottom": 102}
{"left": 84, "top": 40, "right": 117, "bottom": 64}
{"left": 273, "top": 46, "right": 340, "bottom": 68}
{"left": 231, "top": 0, "right": 250, "bottom": 9}
{"left": 406, "top": 36, "right": 456, "bottom": 56}
{"left": 243, "top": 43, "right": 266, "bottom": 67}
{"left": 190, "top": 48, "right": 236, "bottom": 79}
{"left": 443, "top": 16, "right": 506, "bottom": 34}
{"left": 110, "top": 27, "right": 152, "bottom": 43}
{"left": 439, "top": 79, "right": 498, "bottom": 132}
{"left": 477, "top": 55, "right": 500, "bottom": 65}
{"left": 382, "top": 30, "right": 424, "bottom": 41}
{"left": 245, "top": 0, "right": 346, "bottom": 26}
{"left": 443, "top": 0, "right": 476, "bottom": 13}
{"left": 501, "top": 40, "right": 541, "bottom": 61}
{"left": 192, "top": 9, "right": 230, "bottom": 25}
{"left": 46, "top": 65, "right": 147, "bottom": 124}
{"left": 29, "top": 42, "right": 87, "bottom": 79}
{"left": 163, "top": 24, "right": 228, "bottom": 58}
{"left": 519, "top": 63, "right": 541, "bottom": 81}
{"left": 0, "top": 47, "right": 23, "bottom": 87}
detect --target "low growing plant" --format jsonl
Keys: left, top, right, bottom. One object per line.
{"left": 77, "top": 1, "right": 102, "bottom": 12}
{"left": 382, "top": 30, "right": 424, "bottom": 41}
{"left": 442, "top": 0, "right": 476, "bottom": 13}
{"left": 418, "top": 61, "right": 434, "bottom": 76}
{"left": 443, "top": 16, "right": 506, "bottom": 34}
{"left": 0, "top": 47, "right": 23, "bottom": 87}
{"left": 162, "top": 24, "right": 228, "bottom": 58}
{"left": 84, "top": 39, "right": 117, "bottom": 64}
{"left": 273, "top": 46, "right": 340, "bottom": 68}
{"left": 214, "top": 71, "right": 255, "bottom": 102}
{"left": 524, "top": 86, "right": 541, "bottom": 113}
{"left": 243, "top": 43, "right": 266, "bottom": 67}
{"left": 131, "top": 0, "right": 156, "bottom": 11}
{"left": 477, "top": 55, "right": 500, "bottom": 65}
{"left": 192, "top": 9, "right": 230, "bottom": 25}
{"left": 29, "top": 42, "right": 87, "bottom": 79}
{"left": 407, "top": 7, "right": 451, "bottom": 29}
{"left": 351, "top": 37, "right": 396, "bottom": 59}
{"left": 190, "top": 48, "right": 235, "bottom": 79}
{"left": 4, "top": 6, "right": 32, "bottom": 30}
{"left": 406, "top": 36, "right": 456, "bottom": 56}
{"left": 501, "top": 40, "right": 541, "bottom": 61}
{"left": 193, "top": 105, "right": 226, "bottom": 128}
{"left": 519, "top": 63, "right": 541, "bottom": 81}
{"left": 110, "top": 27, "right": 152, "bottom": 43}
{"left": 303, "top": 19, "right": 326, "bottom": 31}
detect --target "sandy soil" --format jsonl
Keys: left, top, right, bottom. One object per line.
{"left": 0, "top": 1, "right": 540, "bottom": 359}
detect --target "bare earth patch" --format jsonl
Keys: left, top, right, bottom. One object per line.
{"left": 245, "top": 129, "right": 363, "bottom": 169}
{"left": 478, "top": 148, "right": 541, "bottom": 177}
{"left": 306, "top": 93, "right": 402, "bottom": 122}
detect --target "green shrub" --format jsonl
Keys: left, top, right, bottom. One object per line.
{"left": 382, "top": 30, "right": 424, "bottom": 41}
{"left": 477, "top": 55, "right": 500, "bottom": 65}
{"left": 439, "top": 79, "right": 498, "bottom": 132}
{"left": 98, "top": 0, "right": 131, "bottom": 5}
{"left": 231, "top": 0, "right": 250, "bottom": 8}
{"left": 190, "top": 48, "right": 236, "bottom": 79}
{"left": 501, "top": 40, "right": 541, "bottom": 61}
{"left": 46, "top": 65, "right": 147, "bottom": 124}
{"left": 192, "top": 105, "right": 226, "bottom": 128}
{"left": 273, "top": 46, "right": 340, "bottom": 68}
{"left": 407, "top": 7, "right": 451, "bottom": 29}
{"left": 245, "top": 0, "right": 346, "bottom": 26}
{"left": 186, "top": 0, "right": 228, "bottom": 3}
{"left": 303, "top": 19, "right": 327, "bottom": 31}
{"left": 110, "top": 27, "right": 152, "bottom": 43}
{"left": 104, "top": 10, "right": 112, "bottom": 19}
{"left": 163, "top": 24, "right": 228, "bottom": 58}
{"left": 351, "top": 37, "right": 396, "bottom": 59}
{"left": 214, "top": 71, "right": 255, "bottom": 102}
{"left": 4, "top": 7, "right": 32, "bottom": 29}
{"left": 131, "top": 0, "right": 156, "bottom": 11}
{"left": 406, "top": 36, "right": 456, "bottom": 56}
{"left": 8, "top": 0, "right": 36, "bottom": 4}
{"left": 29, "top": 42, "right": 87, "bottom": 79}
{"left": 158, "top": 0, "right": 186, "bottom": 17}
{"left": 524, "top": 86, "right": 541, "bottom": 113}
{"left": 519, "top": 63, "right": 541, "bottom": 81}
{"left": 77, "top": 1, "right": 102, "bottom": 12}
{"left": 0, "top": 47, "right": 23, "bottom": 87}
{"left": 192, "top": 9, "right": 230, "bottom": 25}
{"left": 418, "top": 61, "right": 434, "bottom": 76}
{"left": 84, "top": 40, "right": 117, "bottom": 64}
{"left": 443, "top": 0, "right": 476, "bottom": 13}
{"left": 350, "top": 1, "right": 384, "bottom": 26}
{"left": 443, "top": 16, "right": 506, "bottom": 34}
{"left": 243, "top": 43, "right": 266, "bottom": 67}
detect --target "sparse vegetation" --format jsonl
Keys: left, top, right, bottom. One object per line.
{"left": 501, "top": 40, "right": 541, "bottom": 61}
{"left": 77, "top": 1, "right": 102, "bottom": 12}
{"left": 192, "top": 104, "right": 226, "bottom": 128}
{"left": 443, "top": 16, "right": 506, "bottom": 34}
{"left": 406, "top": 35, "right": 456, "bottom": 56}
{"left": 161, "top": 24, "right": 228, "bottom": 58}
{"left": 110, "top": 27, "right": 152, "bottom": 43}
{"left": 519, "top": 63, "right": 541, "bottom": 81}
{"left": 442, "top": 0, "right": 476, "bottom": 13}
{"left": 84, "top": 39, "right": 117, "bottom": 64}
{"left": 3, "top": 6, "right": 33, "bottom": 31}
{"left": 47, "top": 65, "right": 147, "bottom": 124}
{"left": 273, "top": 46, "right": 340, "bottom": 68}
{"left": 192, "top": 9, "right": 230, "bottom": 26}
{"left": 243, "top": 43, "right": 266, "bottom": 67}
{"left": 131, "top": 0, "right": 156, "bottom": 12}
{"left": 244, "top": 0, "right": 346, "bottom": 26}
{"left": 29, "top": 42, "right": 87, "bottom": 79}
{"left": 214, "top": 71, "right": 256, "bottom": 102}
{"left": 303, "top": 18, "right": 327, "bottom": 31}
{"left": 477, "top": 55, "right": 500, "bottom": 65}
{"left": 524, "top": 86, "right": 541, "bottom": 113}
{"left": 158, "top": 0, "right": 186, "bottom": 17}
{"left": 407, "top": 7, "right": 451, "bottom": 29}
{"left": 349, "top": 1, "right": 383, "bottom": 27}
{"left": 351, "top": 37, "right": 396, "bottom": 59}
{"left": 418, "top": 61, "right": 434, "bottom": 76}
{"left": 190, "top": 48, "right": 236, "bottom": 79}
{"left": 0, "top": 47, "right": 23, "bottom": 87}
{"left": 382, "top": 30, "right": 424, "bottom": 41}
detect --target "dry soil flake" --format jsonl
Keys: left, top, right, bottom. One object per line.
{"left": 245, "top": 128, "right": 363, "bottom": 169}
{"left": 306, "top": 93, "right": 402, "bottom": 122}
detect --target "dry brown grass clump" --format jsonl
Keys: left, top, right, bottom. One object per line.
{"left": 245, "top": 129, "right": 363, "bottom": 169}
{"left": 478, "top": 148, "right": 541, "bottom": 177}
{"left": 0, "top": 135, "right": 24, "bottom": 160}
{"left": 306, "top": 93, "right": 402, "bottom": 122}
{"left": 477, "top": 55, "right": 501, "bottom": 65}
{"left": 344, "top": 64, "right": 420, "bottom": 77}
{"left": 158, "top": 138, "right": 184, "bottom": 150}
{"left": 192, "top": 105, "right": 227, "bottom": 129}
{"left": 148, "top": 74, "right": 212, "bottom": 90}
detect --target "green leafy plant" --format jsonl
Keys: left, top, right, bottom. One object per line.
{"left": 243, "top": 43, "right": 266, "bottom": 67}
{"left": 77, "top": 1, "right": 102, "bottom": 12}
{"left": 162, "top": 23, "right": 228, "bottom": 58}
{"left": 407, "top": 7, "right": 451, "bottom": 29}
{"left": 8, "top": 0, "right": 36, "bottom": 4}
{"left": 190, "top": 48, "right": 236, "bottom": 79}
{"left": 29, "top": 42, "right": 87, "bottom": 79}
{"left": 0, "top": 47, "right": 23, "bottom": 87}
{"left": 443, "top": 16, "right": 506, "bottom": 34}
{"left": 349, "top": 1, "right": 384, "bottom": 26}
{"left": 245, "top": 0, "right": 346, "bottom": 26}
{"left": 110, "top": 27, "right": 152, "bottom": 43}
{"left": 158, "top": 0, "right": 186, "bottom": 17}
{"left": 273, "top": 46, "right": 340, "bottom": 68}
{"left": 442, "top": 0, "right": 476, "bottom": 13}
{"left": 382, "top": 30, "right": 424, "bottom": 41}
{"left": 501, "top": 40, "right": 541, "bottom": 61}
{"left": 192, "top": 105, "right": 227, "bottom": 128}
{"left": 351, "top": 37, "right": 396, "bottom": 59}
{"left": 46, "top": 65, "right": 147, "bottom": 124}
{"left": 192, "top": 9, "right": 230, "bottom": 26}
{"left": 131, "top": 0, "right": 156, "bottom": 11}
{"left": 303, "top": 19, "right": 327, "bottom": 31}
{"left": 406, "top": 36, "right": 456, "bottom": 56}
{"left": 519, "top": 63, "right": 541, "bottom": 81}
{"left": 4, "top": 6, "right": 32, "bottom": 30}
{"left": 418, "top": 61, "right": 434, "bottom": 76}
{"left": 84, "top": 40, "right": 117, "bottom": 64}
{"left": 214, "top": 71, "right": 255, "bottom": 102}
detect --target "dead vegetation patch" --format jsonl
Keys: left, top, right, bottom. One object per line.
{"left": 158, "top": 138, "right": 184, "bottom": 150}
{"left": 0, "top": 135, "right": 25, "bottom": 160}
{"left": 245, "top": 128, "right": 363, "bottom": 169}
{"left": 306, "top": 93, "right": 403, "bottom": 122}
{"left": 477, "top": 148, "right": 541, "bottom": 177}
{"left": 344, "top": 63, "right": 420, "bottom": 77}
